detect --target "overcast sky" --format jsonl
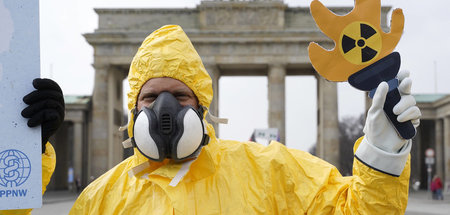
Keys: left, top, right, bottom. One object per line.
{"left": 38, "top": 0, "right": 450, "bottom": 151}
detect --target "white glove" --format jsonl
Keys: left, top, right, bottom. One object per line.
{"left": 364, "top": 70, "right": 421, "bottom": 153}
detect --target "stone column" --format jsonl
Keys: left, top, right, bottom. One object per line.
{"left": 107, "top": 67, "right": 125, "bottom": 169}
{"left": 268, "top": 64, "right": 286, "bottom": 144}
{"left": 91, "top": 64, "right": 109, "bottom": 178}
{"left": 317, "top": 76, "right": 340, "bottom": 168}
{"left": 435, "top": 119, "right": 444, "bottom": 180}
{"left": 73, "top": 121, "right": 83, "bottom": 184}
{"left": 204, "top": 64, "right": 220, "bottom": 134}
{"left": 444, "top": 116, "right": 450, "bottom": 187}
{"left": 91, "top": 64, "right": 125, "bottom": 179}
{"left": 84, "top": 113, "right": 92, "bottom": 186}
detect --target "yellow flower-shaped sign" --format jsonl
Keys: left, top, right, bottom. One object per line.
{"left": 308, "top": 0, "right": 404, "bottom": 82}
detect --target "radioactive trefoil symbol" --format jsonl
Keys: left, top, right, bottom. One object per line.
{"left": 340, "top": 22, "right": 382, "bottom": 65}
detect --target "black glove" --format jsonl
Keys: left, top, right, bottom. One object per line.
{"left": 21, "top": 78, "right": 65, "bottom": 153}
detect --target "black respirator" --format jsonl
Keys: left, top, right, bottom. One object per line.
{"left": 131, "top": 92, "right": 209, "bottom": 162}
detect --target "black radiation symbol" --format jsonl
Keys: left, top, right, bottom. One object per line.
{"left": 340, "top": 22, "right": 382, "bottom": 65}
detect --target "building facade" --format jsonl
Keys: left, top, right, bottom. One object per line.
{"left": 413, "top": 95, "right": 450, "bottom": 191}
{"left": 47, "top": 96, "right": 91, "bottom": 189}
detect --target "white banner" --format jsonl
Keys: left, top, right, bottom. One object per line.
{"left": 0, "top": 0, "right": 42, "bottom": 209}
{"left": 251, "top": 128, "right": 279, "bottom": 145}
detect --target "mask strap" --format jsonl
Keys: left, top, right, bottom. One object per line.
{"left": 118, "top": 125, "right": 128, "bottom": 132}
{"left": 122, "top": 138, "right": 134, "bottom": 148}
{"left": 128, "top": 161, "right": 150, "bottom": 178}
{"left": 118, "top": 107, "right": 136, "bottom": 132}
{"left": 204, "top": 106, "right": 229, "bottom": 124}
{"left": 169, "top": 159, "right": 196, "bottom": 187}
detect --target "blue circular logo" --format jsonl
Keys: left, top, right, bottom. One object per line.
{"left": 0, "top": 150, "right": 31, "bottom": 187}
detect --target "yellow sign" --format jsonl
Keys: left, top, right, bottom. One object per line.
{"left": 308, "top": 0, "right": 404, "bottom": 82}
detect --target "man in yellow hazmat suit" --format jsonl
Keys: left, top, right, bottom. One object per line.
{"left": 69, "top": 25, "right": 420, "bottom": 214}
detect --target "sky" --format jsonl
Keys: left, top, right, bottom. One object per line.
{"left": 38, "top": 0, "right": 450, "bottom": 151}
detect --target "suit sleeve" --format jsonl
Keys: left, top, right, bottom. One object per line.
{"left": 287, "top": 137, "right": 410, "bottom": 214}
{"left": 0, "top": 142, "right": 56, "bottom": 215}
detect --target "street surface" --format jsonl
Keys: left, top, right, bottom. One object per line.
{"left": 31, "top": 190, "right": 450, "bottom": 214}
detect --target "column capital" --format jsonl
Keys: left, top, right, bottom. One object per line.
{"left": 203, "top": 63, "right": 220, "bottom": 78}
{"left": 203, "top": 63, "right": 218, "bottom": 68}
{"left": 92, "top": 63, "right": 110, "bottom": 71}
{"left": 268, "top": 64, "right": 286, "bottom": 83}
{"left": 317, "top": 75, "right": 337, "bottom": 87}
{"left": 268, "top": 63, "right": 286, "bottom": 70}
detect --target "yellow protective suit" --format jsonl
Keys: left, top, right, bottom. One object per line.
{"left": 0, "top": 142, "right": 56, "bottom": 215}
{"left": 70, "top": 25, "right": 410, "bottom": 214}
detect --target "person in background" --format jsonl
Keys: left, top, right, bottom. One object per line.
{"left": 431, "top": 175, "right": 444, "bottom": 200}
{"left": 68, "top": 166, "right": 74, "bottom": 192}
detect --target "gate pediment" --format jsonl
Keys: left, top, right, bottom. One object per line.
{"left": 199, "top": 0, "right": 286, "bottom": 30}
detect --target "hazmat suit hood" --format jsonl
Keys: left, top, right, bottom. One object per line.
{"left": 126, "top": 25, "right": 215, "bottom": 163}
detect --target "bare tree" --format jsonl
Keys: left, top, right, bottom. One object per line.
{"left": 339, "top": 114, "right": 365, "bottom": 176}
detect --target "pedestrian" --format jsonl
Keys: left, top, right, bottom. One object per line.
{"left": 75, "top": 177, "right": 82, "bottom": 193}
{"left": 68, "top": 167, "right": 74, "bottom": 192}
{"left": 431, "top": 175, "right": 444, "bottom": 200}
{"left": 67, "top": 25, "right": 421, "bottom": 214}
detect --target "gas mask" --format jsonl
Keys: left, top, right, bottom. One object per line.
{"left": 131, "top": 92, "right": 209, "bottom": 162}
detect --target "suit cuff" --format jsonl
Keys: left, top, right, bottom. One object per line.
{"left": 355, "top": 136, "right": 411, "bottom": 177}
